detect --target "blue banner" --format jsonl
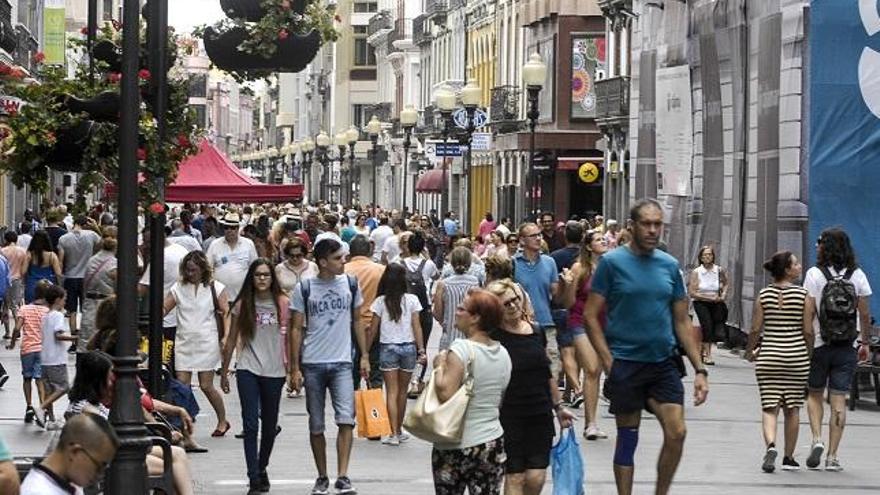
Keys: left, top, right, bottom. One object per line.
{"left": 810, "top": 0, "right": 880, "bottom": 315}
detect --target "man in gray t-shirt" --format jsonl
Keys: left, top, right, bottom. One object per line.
{"left": 289, "top": 238, "right": 368, "bottom": 495}
{"left": 57, "top": 216, "right": 101, "bottom": 337}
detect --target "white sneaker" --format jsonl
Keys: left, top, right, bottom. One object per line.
{"left": 397, "top": 432, "right": 410, "bottom": 443}
{"left": 46, "top": 420, "right": 64, "bottom": 431}
{"left": 381, "top": 435, "right": 400, "bottom": 446}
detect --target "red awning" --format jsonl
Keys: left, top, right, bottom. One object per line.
{"left": 162, "top": 141, "right": 303, "bottom": 203}
{"left": 415, "top": 169, "right": 446, "bottom": 193}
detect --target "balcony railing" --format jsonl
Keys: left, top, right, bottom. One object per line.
{"left": 367, "top": 9, "right": 392, "bottom": 37}
{"left": 425, "top": 0, "right": 448, "bottom": 19}
{"left": 595, "top": 76, "right": 630, "bottom": 120}
{"left": 388, "top": 18, "right": 412, "bottom": 54}
{"left": 12, "top": 24, "right": 37, "bottom": 72}
{"left": 490, "top": 85, "right": 522, "bottom": 133}
{"left": 413, "top": 14, "right": 431, "bottom": 46}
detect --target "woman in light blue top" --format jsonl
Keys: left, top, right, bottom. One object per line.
{"left": 431, "top": 289, "right": 512, "bottom": 494}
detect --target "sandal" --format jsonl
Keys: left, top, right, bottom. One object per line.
{"left": 184, "top": 444, "right": 209, "bottom": 453}
{"left": 407, "top": 381, "right": 424, "bottom": 399}
{"left": 703, "top": 357, "right": 715, "bottom": 365}
{"left": 211, "top": 421, "right": 232, "bottom": 437}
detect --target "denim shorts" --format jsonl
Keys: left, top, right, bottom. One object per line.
{"left": 556, "top": 325, "right": 587, "bottom": 348}
{"left": 379, "top": 342, "right": 417, "bottom": 372}
{"left": 21, "top": 352, "right": 41, "bottom": 379}
{"left": 302, "top": 362, "right": 355, "bottom": 434}
{"left": 604, "top": 358, "right": 684, "bottom": 415}
{"left": 808, "top": 344, "right": 858, "bottom": 394}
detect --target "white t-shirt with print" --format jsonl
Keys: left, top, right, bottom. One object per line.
{"left": 370, "top": 294, "right": 423, "bottom": 344}
{"left": 803, "top": 265, "right": 873, "bottom": 348}
{"left": 206, "top": 237, "right": 258, "bottom": 301}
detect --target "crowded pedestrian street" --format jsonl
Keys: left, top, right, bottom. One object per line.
{"left": 3, "top": 322, "right": 880, "bottom": 495}
{"left": 2, "top": 0, "right": 880, "bottom": 494}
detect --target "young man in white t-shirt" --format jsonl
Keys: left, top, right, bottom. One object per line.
{"left": 34, "top": 285, "right": 77, "bottom": 429}
{"left": 803, "top": 228, "right": 873, "bottom": 472}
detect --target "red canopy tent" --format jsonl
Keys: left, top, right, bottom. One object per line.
{"left": 160, "top": 141, "right": 303, "bottom": 203}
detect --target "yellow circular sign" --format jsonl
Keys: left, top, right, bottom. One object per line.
{"left": 578, "top": 162, "right": 600, "bottom": 183}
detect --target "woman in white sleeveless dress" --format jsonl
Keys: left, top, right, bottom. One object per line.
{"left": 164, "top": 250, "right": 231, "bottom": 437}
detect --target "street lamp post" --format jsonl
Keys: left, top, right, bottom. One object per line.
{"left": 366, "top": 115, "right": 382, "bottom": 217}
{"left": 334, "top": 132, "right": 347, "bottom": 205}
{"left": 302, "top": 139, "right": 315, "bottom": 203}
{"left": 316, "top": 130, "right": 331, "bottom": 202}
{"left": 346, "top": 126, "right": 359, "bottom": 207}
{"left": 290, "top": 142, "right": 302, "bottom": 183}
{"left": 400, "top": 105, "right": 419, "bottom": 216}
{"left": 460, "top": 80, "right": 482, "bottom": 233}
{"left": 267, "top": 147, "right": 279, "bottom": 183}
{"left": 434, "top": 84, "right": 456, "bottom": 227}
{"left": 523, "top": 52, "right": 547, "bottom": 220}
{"left": 107, "top": 0, "right": 151, "bottom": 490}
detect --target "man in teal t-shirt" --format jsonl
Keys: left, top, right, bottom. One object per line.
{"left": 584, "top": 198, "right": 708, "bottom": 495}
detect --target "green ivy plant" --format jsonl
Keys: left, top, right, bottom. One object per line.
{"left": 0, "top": 21, "right": 202, "bottom": 212}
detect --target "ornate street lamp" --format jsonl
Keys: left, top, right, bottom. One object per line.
{"left": 315, "top": 130, "right": 331, "bottom": 202}
{"left": 302, "top": 139, "right": 315, "bottom": 203}
{"left": 460, "top": 80, "right": 482, "bottom": 232}
{"left": 290, "top": 141, "right": 302, "bottom": 183}
{"left": 366, "top": 115, "right": 382, "bottom": 217}
{"left": 400, "top": 104, "right": 419, "bottom": 216}
{"left": 434, "top": 84, "right": 456, "bottom": 225}
{"left": 522, "top": 52, "right": 547, "bottom": 219}
{"left": 334, "top": 131, "right": 347, "bottom": 204}
{"left": 346, "top": 126, "right": 360, "bottom": 206}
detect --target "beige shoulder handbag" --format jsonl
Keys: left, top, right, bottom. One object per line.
{"left": 403, "top": 342, "right": 475, "bottom": 444}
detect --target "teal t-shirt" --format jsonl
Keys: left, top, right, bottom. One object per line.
{"left": 0, "top": 435, "right": 11, "bottom": 461}
{"left": 590, "top": 246, "right": 685, "bottom": 363}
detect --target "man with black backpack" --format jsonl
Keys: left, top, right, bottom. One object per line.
{"left": 803, "top": 228, "right": 873, "bottom": 472}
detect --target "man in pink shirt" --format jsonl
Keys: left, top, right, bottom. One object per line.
{"left": 1, "top": 231, "right": 29, "bottom": 339}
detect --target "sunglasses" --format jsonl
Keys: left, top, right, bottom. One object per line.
{"left": 507, "top": 238, "right": 518, "bottom": 243}
{"left": 254, "top": 272, "right": 272, "bottom": 279}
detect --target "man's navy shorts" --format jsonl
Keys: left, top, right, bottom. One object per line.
{"left": 604, "top": 358, "right": 684, "bottom": 415}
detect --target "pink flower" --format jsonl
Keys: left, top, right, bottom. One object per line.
{"left": 108, "top": 72, "right": 122, "bottom": 83}
{"left": 280, "top": 0, "right": 291, "bottom": 9}
{"left": 177, "top": 134, "right": 190, "bottom": 148}
{"left": 149, "top": 202, "right": 165, "bottom": 214}
{"left": 278, "top": 29, "right": 289, "bottom": 41}
{"left": 32, "top": 52, "right": 45, "bottom": 64}
{"left": 138, "top": 69, "right": 151, "bottom": 80}
{"left": 137, "top": 148, "right": 147, "bottom": 161}
{"left": 80, "top": 26, "right": 89, "bottom": 36}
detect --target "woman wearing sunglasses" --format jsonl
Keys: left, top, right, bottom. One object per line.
{"left": 275, "top": 238, "right": 319, "bottom": 295}
{"left": 486, "top": 280, "right": 574, "bottom": 494}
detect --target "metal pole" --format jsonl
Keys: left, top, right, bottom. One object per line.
{"left": 526, "top": 86, "right": 540, "bottom": 220}
{"left": 371, "top": 135, "right": 378, "bottom": 217}
{"left": 107, "top": 0, "right": 151, "bottom": 490}
{"left": 349, "top": 143, "right": 356, "bottom": 207}
{"left": 440, "top": 112, "right": 451, "bottom": 228}
{"left": 402, "top": 127, "right": 411, "bottom": 215}
{"left": 464, "top": 106, "right": 476, "bottom": 233}
{"left": 147, "top": 0, "right": 168, "bottom": 400}
{"left": 87, "top": 0, "right": 97, "bottom": 86}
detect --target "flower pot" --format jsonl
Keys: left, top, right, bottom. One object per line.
{"left": 92, "top": 40, "right": 122, "bottom": 73}
{"left": 220, "top": 0, "right": 307, "bottom": 22}
{"left": 43, "top": 121, "right": 96, "bottom": 172}
{"left": 204, "top": 27, "right": 320, "bottom": 73}
{"left": 61, "top": 91, "right": 120, "bottom": 122}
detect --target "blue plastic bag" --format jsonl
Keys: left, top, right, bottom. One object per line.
{"left": 551, "top": 427, "right": 585, "bottom": 495}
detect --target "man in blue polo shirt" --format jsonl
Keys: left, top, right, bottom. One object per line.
{"left": 584, "top": 198, "right": 708, "bottom": 495}
{"left": 513, "top": 222, "right": 569, "bottom": 379}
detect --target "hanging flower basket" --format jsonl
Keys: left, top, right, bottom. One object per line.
{"left": 204, "top": 26, "right": 320, "bottom": 73}
{"left": 196, "top": 0, "right": 339, "bottom": 82}
{"left": 0, "top": 21, "right": 202, "bottom": 209}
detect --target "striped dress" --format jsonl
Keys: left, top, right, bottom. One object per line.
{"left": 439, "top": 273, "right": 481, "bottom": 350}
{"left": 755, "top": 284, "right": 810, "bottom": 409}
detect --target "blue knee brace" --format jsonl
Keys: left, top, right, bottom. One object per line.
{"left": 614, "top": 427, "right": 639, "bottom": 466}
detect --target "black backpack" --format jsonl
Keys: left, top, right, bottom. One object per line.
{"left": 403, "top": 258, "right": 430, "bottom": 310}
{"left": 818, "top": 266, "right": 859, "bottom": 344}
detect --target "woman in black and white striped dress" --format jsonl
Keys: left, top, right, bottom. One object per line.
{"left": 746, "top": 251, "right": 815, "bottom": 473}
